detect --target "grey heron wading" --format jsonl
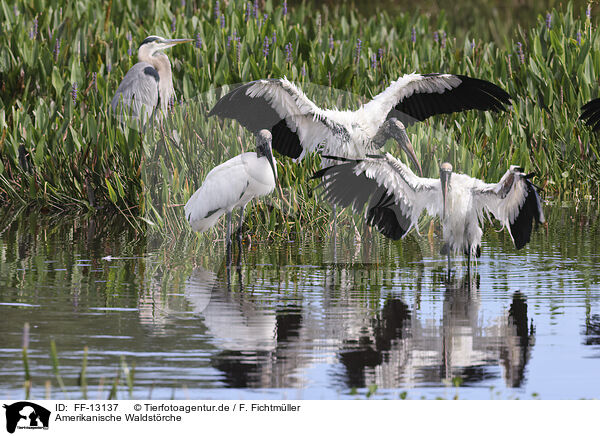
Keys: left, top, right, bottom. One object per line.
{"left": 314, "top": 135, "right": 544, "bottom": 270}
{"left": 111, "top": 35, "right": 192, "bottom": 123}
{"left": 184, "top": 130, "right": 278, "bottom": 248}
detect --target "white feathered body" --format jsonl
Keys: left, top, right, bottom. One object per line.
{"left": 184, "top": 152, "right": 277, "bottom": 232}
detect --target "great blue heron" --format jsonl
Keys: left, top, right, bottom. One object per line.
{"left": 111, "top": 35, "right": 192, "bottom": 123}
{"left": 314, "top": 134, "right": 544, "bottom": 270}
{"left": 184, "top": 130, "right": 278, "bottom": 248}
{"left": 207, "top": 73, "right": 512, "bottom": 165}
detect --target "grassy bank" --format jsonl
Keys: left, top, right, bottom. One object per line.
{"left": 1, "top": 0, "right": 599, "bottom": 236}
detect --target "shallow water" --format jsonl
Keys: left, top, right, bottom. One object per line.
{"left": 0, "top": 205, "right": 599, "bottom": 400}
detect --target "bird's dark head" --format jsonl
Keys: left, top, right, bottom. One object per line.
{"left": 384, "top": 118, "right": 423, "bottom": 177}
{"left": 139, "top": 35, "right": 193, "bottom": 56}
{"left": 256, "top": 129, "right": 278, "bottom": 181}
{"left": 439, "top": 162, "right": 453, "bottom": 219}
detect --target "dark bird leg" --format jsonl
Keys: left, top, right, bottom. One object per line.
{"left": 447, "top": 250, "right": 451, "bottom": 282}
{"left": 237, "top": 205, "right": 246, "bottom": 244}
{"left": 467, "top": 248, "right": 472, "bottom": 276}
{"left": 236, "top": 206, "right": 246, "bottom": 268}
{"left": 226, "top": 212, "right": 232, "bottom": 268}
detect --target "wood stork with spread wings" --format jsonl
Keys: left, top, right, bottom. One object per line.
{"left": 111, "top": 35, "right": 192, "bottom": 124}
{"left": 580, "top": 98, "right": 600, "bottom": 131}
{"left": 208, "top": 73, "right": 512, "bottom": 169}
{"left": 313, "top": 138, "right": 545, "bottom": 270}
{"left": 184, "top": 130, "right": 278, "bottom": 253}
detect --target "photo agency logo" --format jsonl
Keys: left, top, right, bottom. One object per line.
{"left": 3, "top": 402, "right": 50, "bottom": 434}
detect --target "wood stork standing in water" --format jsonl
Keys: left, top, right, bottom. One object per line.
{"left": 111, "top": 36, "right": 192, "bottom": 123}
{"left": 313, "top": 131, "right": 545, "bottom": 271}
{"left": 208, "top": 73, "right": 512, "bottom": 167}
{"left": 580, "top": 98, "right": 600, "bottom": 131}
{"left": 184, "top": 130, "right": 278, "bottom": 256}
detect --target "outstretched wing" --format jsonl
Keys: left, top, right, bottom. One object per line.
{"left": 581, "top": 98, "right": 600, "bottom": 131}
{"left": 209, "top": 78, "right": 348, "bottom": 160}
{"left": 363, "top": 73, "right": 512, "bottom": 126}
{"left": 473, "top": 166, "right": 545, "bottom": 249}
{"left": 314, "top": 153, "right": 439, "bottom": 239}
{"left": 111, "top": 62, "right": 159, "bottom": 122}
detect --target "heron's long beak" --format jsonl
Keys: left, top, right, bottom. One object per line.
{"left": 164, "top": 38, "right": 194, "bottom": 47}
{"left": 440, "top": 170, "right": 450, "bottom": 219}
{"left": 394, "top": 129, "right": 423, "bottom": 177}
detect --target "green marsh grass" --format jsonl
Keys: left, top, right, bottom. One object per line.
{"left": 0, "top": 0, "right": 599, "bottom": 237}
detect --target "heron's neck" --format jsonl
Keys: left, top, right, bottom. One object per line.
{"left": 139, "top": 51, "right": 175, "bottom": 109}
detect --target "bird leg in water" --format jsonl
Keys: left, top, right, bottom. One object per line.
{"left": 467, "top": 249, "right": 471, "bottom": 275}
{"left": 237, "top": 205, "right": 246, "bottom": 244}
{"left": 226, "top": 212, "right": 232, "bottom": 268}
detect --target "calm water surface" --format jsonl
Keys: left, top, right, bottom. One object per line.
{"left": 1, "top": 205, "right": 599, "bottom": 400}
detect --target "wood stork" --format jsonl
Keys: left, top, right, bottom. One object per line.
{"left": 111, "top": 35, "right": 192, "bottom": 123}
{"left": 313, "top": 137, "right": 544, "bottom": 270}
{"left": 208, "top": 73, "right": 512, "bottom": 166}
{"left": 581, "top": 98, "right": 600, "bottom": 131}
{"left": 184, "top": 130, "right": 278, "bottom": 251}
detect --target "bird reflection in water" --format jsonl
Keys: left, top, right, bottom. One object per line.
{"left": 337, "top": 274, "right": 536, "bottom": 391}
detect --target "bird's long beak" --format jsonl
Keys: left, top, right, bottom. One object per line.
{"left": 440, "top": 170, "right": 450, "bottom": 219}
{"left": 264, "top": 144, "right": 278, "bottom": 184}
{"left": 394, "top": 129, "right": 423, "bottom": 177}
{"left": 164, "top": 38, "right": 194, "bottom": 47}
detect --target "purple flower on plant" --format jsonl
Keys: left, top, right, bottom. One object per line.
{"left": 92, "top": 72, "right": 97, "bottom": 92}
{"left": 220, "top": 13, "right": 225, "bottom": 28}
{"left": 471, "top": 39, "right": 475, "bottom": 50}
{"left": 29, "top": 17, "right": 38, "bottom": 40}
{"left": 126, "top": 32, "right": 132, "bottom": 41}
{"left": 434, "top": 31, "right": 439, "bottom": 43}
{"left": 253, "top": 0, "right": 259, "bottom": 19}
{"left": 215, "top": 0, "right": 220, "bottom": 19}
{"left": 441, "top": 31, "right": 447, "bottom": 48}
{"left": 546, "top": 13, "right": 552, "bottom": 29}
{"left": 356, "top": 39, "right": 362, "bottom": 59}
{"left": 329, "top": 34, "right": 334, "bottom": 50}
{"left": 411, "top": 27, "right": 416, "bottom": 43}
{"left": 107, "top": 60, "right": 112, "bottom": 73}
{"left": 285, "top": 42, "right": 293, "bottom": 63}
{"left": 371, "top": 54, "right": 377, "bottom": 69}
{"left": 53, "top": 38, "right": 61, "bottom": 61}
{"left": 283, "top": 0, "right": 287, "bottom": 17}
{"left": 272, "top": 30, "right": 277, "bottom": 45}
{"left": 301, "top": 65, "right": 306, "bottom": 77}
{"left": 378, "top": 47, "right": 383, "bottom": 60}
{"left": 245, "top": 2, "right": 251, "bottom": 21}
{"left": 172, "top": 16, "right": 176, "bottom": 32}
{"left": 71, "top": 82, "right": 77, "bottom": 105}
{"left": 587, "top": 4, "right": 591, "bottom": 20}
{"left": 577, "top": 31, "right": 582, "bottom": 45}
{"left": 517, "top": 42, "right": 525, "bottom": 64}
{"left": 128, "top": 46, "right": 132, "bottom": 57}
{"left": 196, "top": 33, "right": 202, "bottom": 48}
{"left": 263, "top": 36, "right": 269, "bottom": 57}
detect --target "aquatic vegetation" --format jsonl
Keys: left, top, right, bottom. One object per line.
{"left": 0, "top": 0, "right": 599, "bottom": 236}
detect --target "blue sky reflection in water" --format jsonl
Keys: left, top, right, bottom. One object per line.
{"left": 0, "top": 205, "right": 599, "bottom": 400}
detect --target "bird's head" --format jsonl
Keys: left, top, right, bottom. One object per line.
{"left": 439, "top": 162, "right": 453, "bottom": 219}
{"left": 138, "top": 35, "right": 193, "bottom": 57}
{"left": 256, "top": 129, "right": 278, "bottom": 181}
{"left": 384, "top": 118, "right": 423, "bottom": 176}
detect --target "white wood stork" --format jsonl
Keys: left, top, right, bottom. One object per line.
{"left": 313, "top": 141, "right": 545, "bottom": 270}
{"left": 111, "top": 35, "right": 192, "bottom": 123}
{"left": 581, "top": 98, "right": 600, "bottom": 131}
{"left": 208, "top": 73, "right": 512, "bottom": 168}
{"left": 184, "top": 130, "right": 278, "bottom": 249}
